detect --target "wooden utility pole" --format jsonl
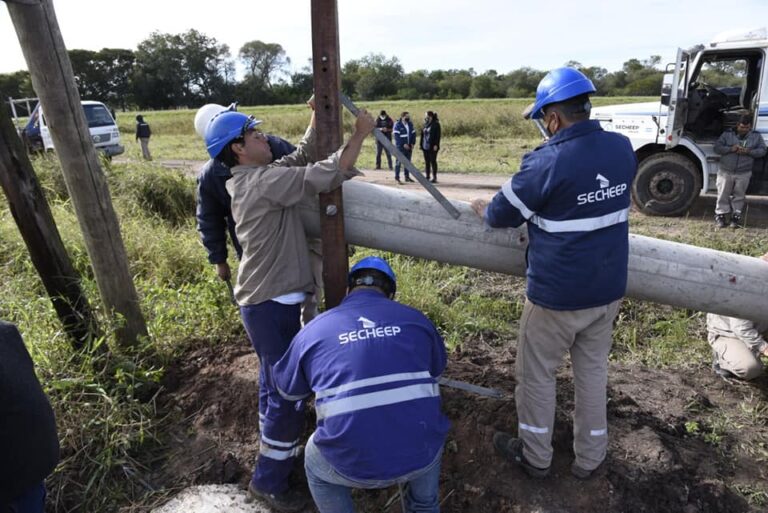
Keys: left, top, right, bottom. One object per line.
{"left": 0, "top": 104, "right": 97, "bottom": 348}
{"left": 5, "top": 0, "right": 147, "bottom": 346}
{"left": 311, "top": 0, "right": 348, "bottom": 309}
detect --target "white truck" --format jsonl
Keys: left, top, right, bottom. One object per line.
{"left": 590, "top": 28, "right": 768, "bottom": 215}
{"left": 17, "top": 99, "right": 124, "bottom": 158}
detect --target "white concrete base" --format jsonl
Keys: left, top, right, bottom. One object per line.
{"left": 151, "top": 485, "right": 273, "bottom": 513}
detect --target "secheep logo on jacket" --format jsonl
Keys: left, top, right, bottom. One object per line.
{"left": 338, "top": 316, "right": 402, "bottom": 345}
{"left": 577, "top": 173, "right": 628, "bottom": 205}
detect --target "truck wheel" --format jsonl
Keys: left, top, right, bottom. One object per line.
{"left": 631, "top": 153, "right": 702, "bottom": 216}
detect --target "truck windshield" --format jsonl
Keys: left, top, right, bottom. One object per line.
{"left": 83, "top": 105, "right": 115, "bottom": 128}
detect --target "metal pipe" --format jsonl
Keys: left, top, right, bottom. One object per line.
{"left": 298, "top": 180, "right": 768, "bottom": 322}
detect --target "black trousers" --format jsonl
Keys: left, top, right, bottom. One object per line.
{"left": 423, "top": 149, "right": 439, "bottom": 177}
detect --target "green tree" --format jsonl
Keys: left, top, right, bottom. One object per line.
{"left": 0, "top": 70, "right": 34, "bottom": 101}
{"left": 470, "top": 70, "right": 504, "bottom": 98}
{"left": 344, "top": 54, "right": 403, "bottom": 100}
{"left": 239, "top": 41, "right": 290, "bottom": 90}
{"left": 69, "top": 48, "right": 135, "bottom": 109}
{"left": 132, "top": 30, "right": 232, "bottom": 109}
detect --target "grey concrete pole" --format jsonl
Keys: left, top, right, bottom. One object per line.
{"left": 298, "top": 181, "right": 768, "bottom": 323}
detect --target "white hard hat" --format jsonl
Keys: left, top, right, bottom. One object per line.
{"left": 194, "top": 102, "right": 237, "bottom": 138}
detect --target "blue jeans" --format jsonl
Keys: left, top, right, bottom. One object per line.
{"left": 2, "top": 482, "right": 46, "bottom": 513}
{"left": 240, "top": 301, "right": 305, "bottom": 494}
{"left": 304, "top": 434, "right": 442, "bottom": 513}
{"left": 394, "top": 147, "right": 412, "bottom": 180}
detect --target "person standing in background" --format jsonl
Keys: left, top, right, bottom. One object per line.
{"left": 393, "top": 112, "right": 415, "bottom": 184}
{"left": 375, "top": 110, "right": 394, "bottom": 170}
{"left": 135, "top": 114, "right": 152, "bottom": 161}
{"left": 420, "top": 111, "right": 441, "bottom": 183}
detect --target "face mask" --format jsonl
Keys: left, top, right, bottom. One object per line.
{"left": 404, "top": 117, "right": 410, "bottom": 122}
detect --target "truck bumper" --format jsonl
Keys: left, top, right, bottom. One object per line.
{"left": 98, "top": 144, "right": 124, "bottom": 157}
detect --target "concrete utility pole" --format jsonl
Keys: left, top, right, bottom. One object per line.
{"left": 298, "top": 181, "right": 768, "bottom": 323}
{"left": 311, "top": 0, "right": 348, "bottom": 309}
{"left": 0, "top": 101, "right": 97, "bottom": 348}
{"left": 5, "top": 0, "right": 147, "bottom": 346}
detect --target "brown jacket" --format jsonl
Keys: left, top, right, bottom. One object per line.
{"left": 226, "top": 127, "right": 359, "bottom": 305}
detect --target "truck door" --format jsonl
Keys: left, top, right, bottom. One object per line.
{"left": 664, "top": 48, "right": 690, "bottom": 149}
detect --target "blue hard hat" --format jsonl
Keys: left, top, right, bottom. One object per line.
{"left": 349, "top": 256, "right": 397, "bottom": 294}
{"left": 204, "top": 111, "right": 262, "bottom": 159}
{"left": 528, "top": 67, "right": 596, "bottom": 120}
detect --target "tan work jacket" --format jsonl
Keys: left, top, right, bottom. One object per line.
{"left": 227, "top": 127, "right": 359, "bottom": 305}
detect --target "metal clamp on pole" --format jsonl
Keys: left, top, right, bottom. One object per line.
{"left": 339, "top": 92, "right": 461, "bottom": 220}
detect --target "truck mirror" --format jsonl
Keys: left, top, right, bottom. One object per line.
{"left": 661, "top": 73, "right": 674, "bottom": 106}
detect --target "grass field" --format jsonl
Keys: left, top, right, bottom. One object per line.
{"left": 116, "top": 97, "right": 655, "bottom": 173}
{"left": 2, "top": 97, "right": 767, "bottom": 511}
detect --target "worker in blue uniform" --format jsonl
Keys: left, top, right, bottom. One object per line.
{"left": 273, "top": 256, "right": 450, "bottom": 513}
{"left": 471, "top": 67, "right": 637, "bottom": 480}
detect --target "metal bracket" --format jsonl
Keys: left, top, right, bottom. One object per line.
{"left": 339, "top": 93, "right": 461, "bottom": 219}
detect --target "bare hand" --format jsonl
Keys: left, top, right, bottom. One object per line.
{"left": 215, "top": 262, "right": 231, "bottom": 281}
{"left": 732, "top": 144, "right": 740, "bottom": 152}
{"left": 404, "top": 144, "right": 411, "bottom": 150}
{"left": 761, "top": 252, "right": 768, "bottom": 262}
{"left": 354, "top": 109, "right": 376, "bottom": 136}
{"left": 471, "top": 198, "right": 489, "bottom": 217}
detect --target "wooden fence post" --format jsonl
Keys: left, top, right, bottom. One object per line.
{"left": 311, "top": 0, "right": 348, "bottom": 309}
{"left": 0, "top": 103, "right": 97, "bottom": 348}
{"left": 5, "top": 0, "right": 147, "bottom": 345}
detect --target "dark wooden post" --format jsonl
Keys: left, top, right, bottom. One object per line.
{"left": 311, "top": 0, "right": 348, "bottom": 309}
{"left": 5, "top": 0, "right": 147, "bottom": 346}
{"left": 0, "top": 102, "right": 97, "bottom": 348}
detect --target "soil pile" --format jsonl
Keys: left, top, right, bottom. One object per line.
{"left": 152, "top": 339, "right": 767, "bottom": 513}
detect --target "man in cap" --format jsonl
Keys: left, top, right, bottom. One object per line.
{"left": 471, "top": 67, "right": 637, "bottom": 480}
{"left": 273, "top": 256, "right": 449, "bottom": 513}
{"left": 203, "top": 102, "right": 375, "bottom": 511}
{"left": 712, "top": 114, "right": 766, "bottom": 228}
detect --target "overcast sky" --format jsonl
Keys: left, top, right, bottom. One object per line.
{"left": 2, "top": 0, "right": 768, "bottom": 77}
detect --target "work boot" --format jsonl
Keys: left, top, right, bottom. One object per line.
{"left": 714, "top": 214, "right": 727, "bottom": 229}
{"left": 730, "top": 213, "right": 742, "bottom": 229}
{"left": 571, "top": 459, "right": 606, "bottom": 480}
{"left": 405, "top": 177, "right": 415, "bottom": 183}
{"left": 712, "top": 352, "right": 737, "bottom": 380}
{"left": 247, "top": 481, "right": 306, "bottom": 512}
{"left": 493, "top": 431, "right": 550, "bottom": 479}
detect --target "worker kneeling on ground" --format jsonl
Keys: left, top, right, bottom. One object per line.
{"left": 708, "top": 251, "right": 768, "bottom": 380}
{"left": 204, "top": 100, "right": 375, "bottom": 512}
{"left": 273, "top": 257, "right": 450, "bottom": 513}
{"left": 472, "top": 67, "right": 637, "bottom": 480}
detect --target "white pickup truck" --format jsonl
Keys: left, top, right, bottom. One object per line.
{"left": 20, "top": 99, "right": 124, "bottom": 158}
{"left": 590, "top": 28, "right": 768, "bottom": 215}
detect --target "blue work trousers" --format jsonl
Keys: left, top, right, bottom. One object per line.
{"left": 394, "top": 146, "right": 412, "bottom": 181}
{"left": 1, "top": 482, "right": 46, "bottom": 513}
{"left": 240, "top": 301, "right": 305, "bottom": 494}
{"left": 304, "top": 434, "right": 442, "bottom": 513}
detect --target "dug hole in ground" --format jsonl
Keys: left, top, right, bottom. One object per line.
{"left": 150, "top": 169, "right": 768, "bottom": 513}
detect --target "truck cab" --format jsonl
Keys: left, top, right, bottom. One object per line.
{"left": 590, "top": 28, "right": 768, "bottom": 215}
{"left": 24, "top": 100, "right": 124, "bottom": 158}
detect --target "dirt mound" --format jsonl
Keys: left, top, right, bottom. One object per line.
{"left": 152, "top": 338, "right": 767, "bottom": 512}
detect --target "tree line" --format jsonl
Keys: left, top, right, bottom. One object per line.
{"left": 0, "top": 29, "right": 667, "bottom": 112}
